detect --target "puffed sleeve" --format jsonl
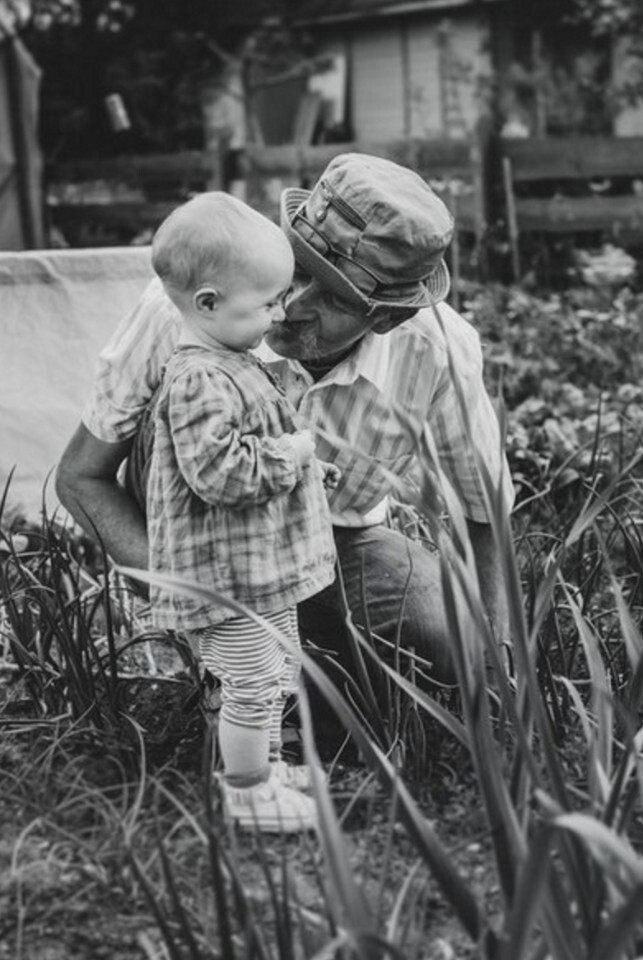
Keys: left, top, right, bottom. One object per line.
{"left": 82, "top": 278, "right": 179, "bottom": 442}
{"left": 167, "top": 365, "right": 303, "bottom": 507}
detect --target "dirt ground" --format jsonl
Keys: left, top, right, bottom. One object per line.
{"left": 0, "top": 651, "right": 501, "bottom": 960}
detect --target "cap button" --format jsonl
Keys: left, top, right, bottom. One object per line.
{"left": 315, "top": 206, "right": 327, "bottom": 222}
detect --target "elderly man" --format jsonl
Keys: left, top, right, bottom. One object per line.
{"left": 56, "top": 153, "right": 513, "bottom": 682}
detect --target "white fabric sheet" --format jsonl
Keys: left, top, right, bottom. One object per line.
{"left": 0, "top": 246, "right": 154, "bottom": 519}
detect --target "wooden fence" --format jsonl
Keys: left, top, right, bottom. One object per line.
{"left": 46, "top": 133, "right": 487, "bottom": 253}
{"left": 501, "top": 135, "right": 643, "bottom": 278}
{"left": 241, "top": 137, "right": 486, "bottom": 231}
{"left": 46, "top": 134, "right": 643, "bottom": 283}
{"left": 46, "top": 150, "right": 224, "bottom": 245}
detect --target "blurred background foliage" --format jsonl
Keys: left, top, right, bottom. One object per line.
{"left": 23, "top": 0, "right": 232, "bottom": 159}
{"left": 470, "top": 270, "right": 643, "bottom": 532}
{"left": 15, "top": 0, "right": 317, "bottom": 160}
{"left": 8, "top": 0, "right": 643, "bottom": 163}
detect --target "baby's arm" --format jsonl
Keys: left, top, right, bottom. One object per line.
{"left": 287, "top": 432, "right": 341, "bottom": 488}
{"left": 168, "top": 372, "right": 318, "bottom": 506}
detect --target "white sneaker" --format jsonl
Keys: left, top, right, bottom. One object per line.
{"left": 221, "top": 774, "right": 319, "bottom": 833}
{"left": 271, "top": 759, "right": 327, "bottom": 792}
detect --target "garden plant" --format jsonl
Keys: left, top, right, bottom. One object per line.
{"left": 1, "top": 271, "right": 643, "bottom": 959}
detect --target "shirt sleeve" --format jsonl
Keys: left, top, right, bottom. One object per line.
{"left": 167, "top": 365, "right": 302, "bottom": 507}
{"left": 427, "top": 306, "right": 515, "bottom": 522}
{"left": 82, "top": 278, "right": 179, "bottom": 442}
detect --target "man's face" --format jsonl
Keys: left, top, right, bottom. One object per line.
{"left": 264, "top": 269, "right": 376, "bottom": 361}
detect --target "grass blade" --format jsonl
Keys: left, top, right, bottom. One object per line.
{"left": 118, "top": 566, "right": 490, "bottom": 949}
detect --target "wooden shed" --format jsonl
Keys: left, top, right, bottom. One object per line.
{"left": 294, "top": 0, "right": 509, "bottom": 142}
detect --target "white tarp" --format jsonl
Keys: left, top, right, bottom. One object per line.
{"left": 0, "top": 245, "right": 154, "bottom": 519}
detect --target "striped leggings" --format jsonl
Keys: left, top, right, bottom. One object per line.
{"left": 196, "top": 607, "right": 301, "bottom": 777}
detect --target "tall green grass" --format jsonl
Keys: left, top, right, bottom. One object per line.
{"left": 115, "top": 442, "right": 643, "bottom": 958}
{"left": 0, "top": 478, "right": 199, "bottom": 770}
{"left": 2, "top": 400, "right": 643, "bottom": 956}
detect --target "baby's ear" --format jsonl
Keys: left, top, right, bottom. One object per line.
{"left": 194, "top": 286, "right": 219, "bottom": 313}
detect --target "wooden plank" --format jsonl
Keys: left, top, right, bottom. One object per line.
{"left": 243, "top": 143, "right": 355, "bottom": 178}
{"left": 432, "top": 186, "right": 476, "bottom": 230}
{"left": 243, "top": 144, "right": 306, "bottom": 177}
{"left": 242, "top": 136, "right": 481, "bottom": 232}
{"left": 501, "top": 136, "right": 643, "bottom": 182}
{"left": 514, "top": 194, "right": 643, "bottom": 232}
{"left": 241, "top": 177, "right": 477, "bottom": 230}
{"left": 414, "top": 138, "right": 475, "bottom": 171}
{"left": 381, "top": 139, "right": 472, "bottom": 177}
{"left": 48, "top": 151, "right": 216, "bottom": 185}
{"left": 48, "top": 200, "right": 176, "bottom": 232}
{"left": 244, "top": 137, "right": 474, "bottom": 178}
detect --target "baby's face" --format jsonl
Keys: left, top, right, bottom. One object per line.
{"left": 209, "top": 243, "right": 294, "bottom": 352}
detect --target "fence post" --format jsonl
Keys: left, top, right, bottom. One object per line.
{"left": 472, "top": 118, "right": 491, "bottom": 279}
{"left": 502, "top": 155, "right": 521, "bottom": 282}
{"left": 201, "top": 80, "right": 236, "bottom": 193}
{"left": 203, "top": 132, "right": 230, "bottom": 192}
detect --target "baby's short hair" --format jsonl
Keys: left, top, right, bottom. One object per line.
{"left": 152, "top": 192, "right": 272, "bottom": 296}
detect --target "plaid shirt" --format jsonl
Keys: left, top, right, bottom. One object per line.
{"left": 83, "top": 278, "right": 513, "bottom": 528}
{"left": 147, "top": 344, "right": 336, "bottom": 631}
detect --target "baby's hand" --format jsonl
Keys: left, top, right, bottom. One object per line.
{"left": 319, "top": 461, "right": 341, "bottom": 489}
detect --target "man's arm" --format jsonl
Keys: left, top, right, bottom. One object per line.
{"left": 55, "top": 423, "right": 148, "bottom": 569}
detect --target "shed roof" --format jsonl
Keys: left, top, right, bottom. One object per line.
{"left": 294, "top": 0, "right": 506, "bottom": 26}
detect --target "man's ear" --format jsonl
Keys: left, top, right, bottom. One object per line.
{"left": 370, "top": 307, "right": 416, "bottom": 335}
{"left": 194, "top": 286, "right": 220, "bottom": 314}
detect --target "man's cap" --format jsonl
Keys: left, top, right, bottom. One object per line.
{"left": 280, "top": 152, "right": 454, "bottom": 314}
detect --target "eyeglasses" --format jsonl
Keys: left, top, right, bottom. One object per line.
{"left": 292, "top": 210, "right": 380, "bottom": 296}
{"left": 292, "top": 209, "right": 423, "bottom": 306}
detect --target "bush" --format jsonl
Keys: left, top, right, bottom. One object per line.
{"left": 466, "top": 283, "right": 643, "bottom": 511}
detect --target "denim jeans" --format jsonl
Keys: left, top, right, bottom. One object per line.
{"left": 299, "top": 524, "right": 454, "bottom": 684}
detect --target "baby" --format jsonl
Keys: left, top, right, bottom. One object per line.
{"left": 147, "top": 192, "right": 338, "bottom": 832}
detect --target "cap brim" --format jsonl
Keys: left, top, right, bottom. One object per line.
{"left": 280, "top": 188, "right": 450, "bottom": 311}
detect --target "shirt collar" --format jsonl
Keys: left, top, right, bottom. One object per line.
{"left": 256, "top": 331, "right": 391, "bottom": 392}
{"left": 334, "top": 331, "right": 391, "bottom": 390}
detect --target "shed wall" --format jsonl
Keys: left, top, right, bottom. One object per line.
{"left": 350, "top": 25, "right": 406, "bottom": 140}
{"left": 327, "top": 13, "right": 491, "bottom": 142}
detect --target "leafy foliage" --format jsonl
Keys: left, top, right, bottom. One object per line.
{"left": 18, "top": 1, "right": 320, "bottom": 161}
{"left": 468, "top": 281, "right": 643, "bottom": 511}
{"left": 20, "top": 0, "right": 233, "bottom": 160}
{"left": 571, "top": 0, "right": 643, "bottom": 36}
